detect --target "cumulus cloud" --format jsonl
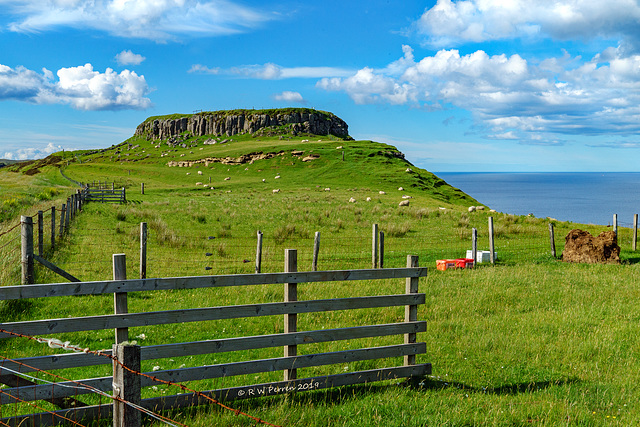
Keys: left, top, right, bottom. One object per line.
{"left": 3, "top": 142, "right": 62, "bottom": 160}
{"left": 415, "top": 0, "right": 640, "bottom": 48}
{"left": 1, "top": 0, "right": 273, "bottom": 41}
{"left": 115, "top": 50, "right": 145, "bottom": 65}
{"left": 317, "top": 45, "right": 640, "bottom": 139}
{"left": 273, "top": 91, "right": 305, "bottom": 103}
{"left": 0, "top": 62, "right": 151, "bottom": 110}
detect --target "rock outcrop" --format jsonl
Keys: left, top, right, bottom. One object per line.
{"left": 561, "top": 229, "right": 621, "bottom": 264}
{"left": 135, "top": 109, "right": 349, "bottom": 141}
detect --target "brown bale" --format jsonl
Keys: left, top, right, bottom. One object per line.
{"left": 562, "top": 229, "right": 621, "bottom": 264}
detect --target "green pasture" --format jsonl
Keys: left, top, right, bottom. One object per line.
{"left": 0, "top": 133, "right": 638, "bottom": 426}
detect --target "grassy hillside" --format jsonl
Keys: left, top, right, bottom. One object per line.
{"left": 1, "top": 128, "right": 639, "bottom": 426}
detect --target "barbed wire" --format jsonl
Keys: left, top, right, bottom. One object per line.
{"left": 0, "top": 328, "right": 281, "bottom": 427}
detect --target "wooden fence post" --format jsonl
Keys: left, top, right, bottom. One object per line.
{"left": 140, "top": 223, "right": 147, "bottom": 279}
{"left": 51, "top": 206, "right": 56, "bottom": 250}
{"left": 141, "top": 183, "right": 144, "bottom": 195}
{"left": 613, "top": 214, "right": 618, "bottom": 237}
{"left": 65, "top": 198, "right": 70, "bottom": 231}
{"left": 59, "top": 204, "right": 66, "bottom": 237}
{"left": 37, "top": 210, "right": 44, "bottom": 257}
{"left": 122, "top": 187, "right": 126, "bottom": 203}
{"left": 472, "top": 227, "right": 478, "bottom": 265}
{"left": 379, "top": 231, "right": 384, "bottom": 269}
{"left": 21, "top": 216, "right": 35, "bottom": 285}
{"left": 634, "top": 214, "right": 638, "bottom": 251}
{"left": 284, "top": 249, "right": 297, "bottom": 381}
{"left": 112, "top": 342, "right": 141, "bottom": 427}
{"left": 312, "top": 231, "right": 320, "bottom": 271}
{"left": 113, "top": 254, "right": 128, "bottom": 345}
{"left": 404, "top": 255, "right": 419, "bottom": 366}
{"left": 255, "top": 231, "right": 263, "bottom": 274}
{"left": 488, "top": 216, "right": 495, "bottom": 264}
{"left": 372, "top": 224, "right": 378, "bottom": 268}
{"left": 549, "top": 223, "right": 556, "bottom": 258}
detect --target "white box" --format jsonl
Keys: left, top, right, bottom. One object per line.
{"left": 466, "top": 250, "right": 497, "bottom": 263}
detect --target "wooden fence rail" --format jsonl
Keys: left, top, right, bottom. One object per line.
{"left": 0, "top": 251, "right": 429, "bottom": 426}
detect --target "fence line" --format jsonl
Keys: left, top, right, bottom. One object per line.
{"left": 0, "top": 252, "right": 429, "bottom": 426}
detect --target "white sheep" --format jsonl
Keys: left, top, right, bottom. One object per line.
{"left": 198, "top": 171, "right": 203, "bottom": 175}
{"left": 398, "top": 187, "right": 404, "bottom": 191}
{"left": 349, "top": 197, "right": 356, "bottom": 203}
{"left": 399, "top": 200, "right": 410, "bottom": 207}
{"left": 324, "top": 188, "right": 330, "bottom": 191}
{"left": 379, "top": 191, "right": 386, "bottom": 195}
{"left": 402, "top": 195, "right": 412, "bottom": 199}
{"left": 273, "top": 189, "right": 280, "bottom": 193}
{"left": 195, "top": 182, "right": 202, "bottom": 186}
{"left": 224, "top": 177, "right": 230, "bottom": 181}
{"left": 468, "top": 206, "right": 476, "bottom": 212}
{"left": 262, "top": 179, "right": 266, "bottom": 182}
{"left": 366, "top": 197, "right": 372, "bottom": 202}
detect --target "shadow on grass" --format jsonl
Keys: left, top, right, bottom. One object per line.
{"left": 406, "top": 376, "right": 581, "bottom": 395}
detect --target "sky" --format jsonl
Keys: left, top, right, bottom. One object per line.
{"left": 1, "top": 0, "right": 640, "bottom": 172}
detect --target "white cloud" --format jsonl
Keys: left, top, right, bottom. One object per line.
{"left": 115, "top": 50, "right": 145, "bottom": 66}
{"left": 273, "top": 91, "right": 305, "bottom": 103}
{"left": 317, "top": 45, "right": 640, "bottom": 139}
{"left": 3, "top": 142, "right": 62, "bottom": 160}
{"left": 2, "top": 0, "right": 274, "bottom": 41}
{"left": 188, "top": 64, "right": 220, "bottom": 74}
{"left": 0, "top": 62, "right": 151, "bottom": 110}
{"left": 416, "top": 0, "right": 640, "bottom": 48}
{"left": 228, "top": 63, "right": 354, "bottom": 79}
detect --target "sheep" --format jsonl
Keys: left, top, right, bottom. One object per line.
{"left": 186, "top": 172, "right": 191, "bottom": 175}
{"left": 197, "top": 171, "right": 203, "bottom": 175}
{"left": 468, "top": 206, "right": 476, "bottom": 212}
{"left": 405, "top": 168, "right": 412, "bottom": 172}
{"left": 273, "top": 189, "right": 280, "bottom": 193}
{"left": 402, "top": 195, "right": 412, "bottom": 199}
{"left": 262, "top": 179, "right": 266, "bottom": 182}
{"left": 476, "top": 206, "right": 485, "bottom": 211}
{"left": 366, "top": 197, "right": 372, "bottom": 202}
{"left": 398, "top": 187, "right": 404, "bottom": 191}
{"left": 224, "top": 177, "right": 230, "bottom": 181}
{"left": 195, "top": 182, "right": 203, "bottom": 186}
{"left": 379, "top": 191, "right": 386, "bottom": 195}
{"left": 275, "top": 175, "right": 281, "bottom": 179}
{"left": 399, "top": 200, "right": 410, "bottom": 207}
{"left": 349, "top": 197, "right": 356, "bottom": 203}
{"left": 324, "top": 188, "right": 330, "bottom": 191}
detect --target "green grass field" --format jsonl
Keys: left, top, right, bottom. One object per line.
{"left": 1, "top": 127, "right": 638, "bottom": 426}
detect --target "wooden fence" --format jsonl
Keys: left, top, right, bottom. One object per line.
{"left": 84, "top": 187, "right": 126, "bottom": 204}
{"left": 0, "top": 251, "right": 430, "bottom": 426}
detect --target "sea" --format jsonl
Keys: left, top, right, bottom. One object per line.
{"left": 436, "top": 172, "right": 640, "bottom": 226}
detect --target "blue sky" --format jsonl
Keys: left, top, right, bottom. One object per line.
{"left": 1, "top": 0, "right": 640, "bottom": 172}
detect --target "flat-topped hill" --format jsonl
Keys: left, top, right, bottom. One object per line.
{"left": 135, "top": 108, "right": 350, "bottom": 141}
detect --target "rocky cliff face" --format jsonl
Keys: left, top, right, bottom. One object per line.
{"left": 134, "top": 109, "right": 349, "bottom": 140}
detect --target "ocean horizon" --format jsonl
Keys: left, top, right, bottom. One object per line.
{"left": 436, "top": 172, "right": 640, "bottom": 227}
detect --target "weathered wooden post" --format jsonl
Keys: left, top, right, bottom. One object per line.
{"left": 21, "top": 216, "right": 35, "bottom": 285}
{"left": 140, "top": 223, "right": 147, "bottom": 279}
{"left": 51, "top": 206, "right": 56, "bottom": 250}
{"left": 37, "top": 210, "right": 44, "bottom": 257}
{"left": 112, "top": 342, "right": 141, "bottom": 427}
{"left": 379, "top": 231, "right": 385, "bottom": 269}
{"left": 613, "top": 214, "right": 618, "bottom": 237}
{"left": 65, "top": 198, "right": 70, "bottom": 231}
{"left": 312, "top": 231, "right": 320, "bottom": 271}
{"left": 284, "top": 249, "right": 297, "bottom": 381}
{"left": 549, "top": 223, "right": 556, "bottom": 258}
{"left": 488, "top": 216, "right": 495, "bottom": 264}
{"left": 255, "top": 231, "right": 263, "bottom": 274}
{"left": 404, "top": 255, "right": 419, "bottom": 366}
{"left": 140, "top": 182, "right": 144, "bottom": 195}
{"left": 471, "top": 227, "right": 478, "bottom": 265}
{"left": 372, "top": 223, "right": 379, "bottom": 268}
{"left": 634, "top": 214, "right": 638, "bottom": 251}
{"left": 122, "top": 187, "right": 126, "bottom": 203}
{"left": 113, "top": 254, "right": 128, "bottom": 345}
{"left": 59, "top": 204, "right": 66, "bottom": 237}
